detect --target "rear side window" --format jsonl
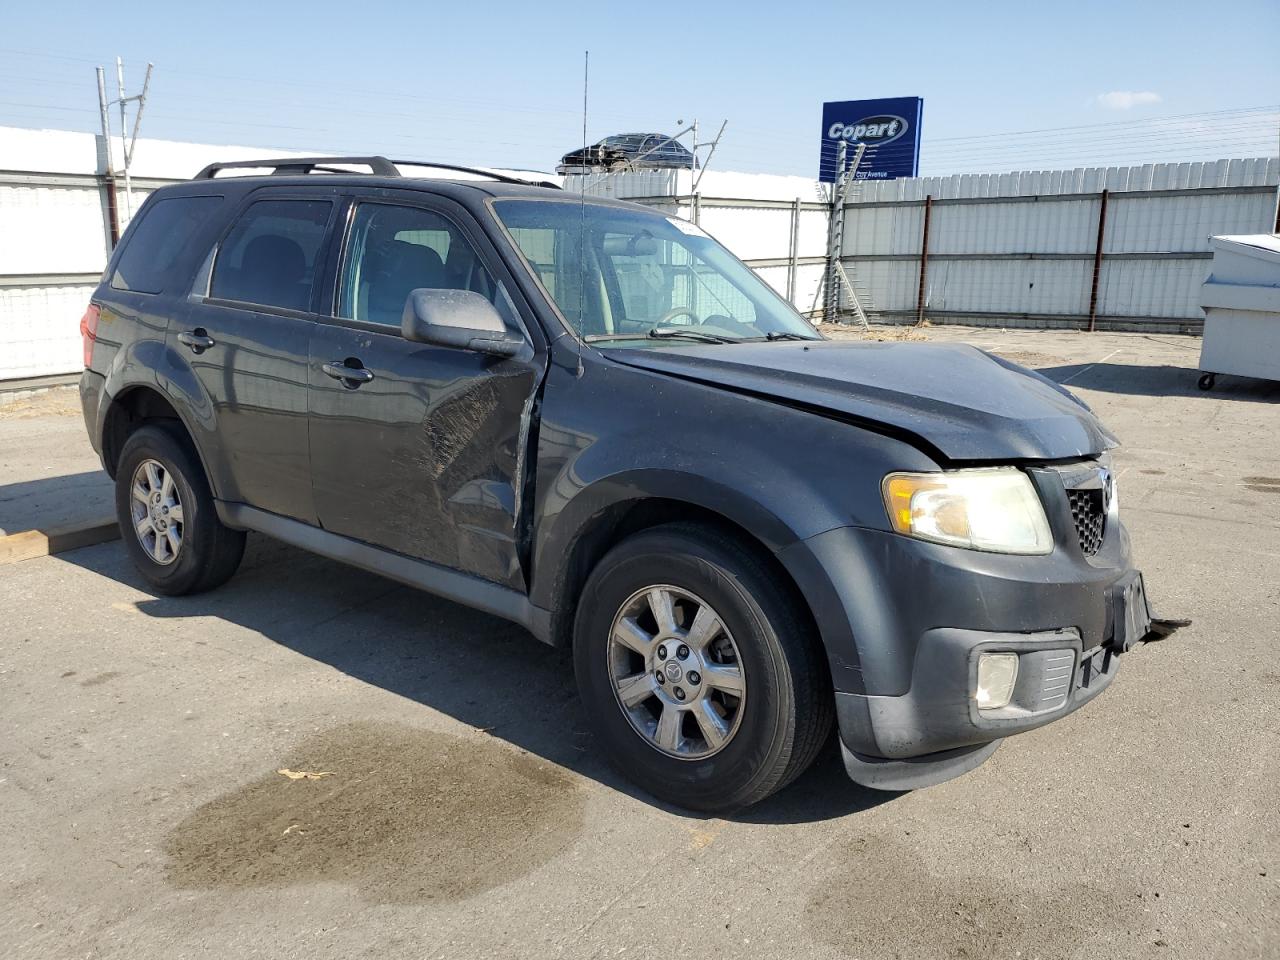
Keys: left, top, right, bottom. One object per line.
{"left": 110, "top": 196, "right": 222, "bottom": 294}
{"left": 210, "top": 199, "right": 332, "bottom": 312}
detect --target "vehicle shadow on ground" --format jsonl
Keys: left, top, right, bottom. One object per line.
{"left": 61, "top": 535, "right": 896, "bottom": 825}
{"left": 1039, "top": 362, "right": 1280, "bottom": 402}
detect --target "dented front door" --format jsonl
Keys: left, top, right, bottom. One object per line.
{"left": 306, "top": 194, "right": 541, "bottom": 590}
{"left": 307, "top": 322, "right": 538, "bottom": 589}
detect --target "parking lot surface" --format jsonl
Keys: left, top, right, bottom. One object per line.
{"left": 2, "top": 326, "right": 1277, "bottom": 959}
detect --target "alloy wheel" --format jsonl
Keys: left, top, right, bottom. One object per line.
{"left": 607, "top": 585, "right": 746, "bottom": 759}
{"left": 129, "top": 458, "right": 184, "bottom": 566}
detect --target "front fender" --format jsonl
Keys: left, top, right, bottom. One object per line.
{"left": 526, "top": 357, "right": 939, "bottom": 679}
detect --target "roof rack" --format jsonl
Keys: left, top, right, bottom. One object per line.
{"left": 390, "top": 160, "right": 561, "bottom": 189}
{"left": 193, "top": 156, "right": 401, "bottom": 179}
{"left": 193, "top": 155, "right": 561, "bottom": 188}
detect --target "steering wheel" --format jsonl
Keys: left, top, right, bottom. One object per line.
{"left": 656, "top": 306, "right": 699, "bottom": 326}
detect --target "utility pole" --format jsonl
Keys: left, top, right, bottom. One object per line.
{"left": 109, "top": 57, "right": 153, "bottom": 222}
{"left": 95, "top": 67, "right": 120, "bottom": 246}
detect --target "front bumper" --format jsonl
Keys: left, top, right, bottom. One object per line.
{"left": 777, "top": 497, "right": 1154, "bottom": 790}
{"left": 835, "top": 623, "right": 1126, "bottom": 789}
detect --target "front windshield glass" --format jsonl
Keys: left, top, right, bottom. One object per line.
{"left": 492, "top": 199, "right": 822, "bottom": 345}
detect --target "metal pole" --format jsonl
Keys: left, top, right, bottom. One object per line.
{"left": 691, "top": 119, "right": 726, "bottom": 195}
{"left": 96, "top": 67, "right": 119, "bottom": 246}
{"left": 1088, "top": 188, "right": 1110, "bottom": 332}
{"left": 116, "top": 57, "right": 132, "bottom": 220}
{"left": 914, "top": 194, "right": 933, "bottom": 326}
{"left": 127, "top": 63, "right": 154, "bottom": 162}
{"left": 825, "top": 141, "right": 847, "bottom": 322}
{"left": 787, "top": 197, "right": 801, "bottom": 306}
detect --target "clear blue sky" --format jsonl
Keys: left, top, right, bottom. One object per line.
{"left": 2, "top": 0, "right": 1277, "bottom": 177}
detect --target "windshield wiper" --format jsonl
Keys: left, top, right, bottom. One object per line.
{"left": 583, "top": 327, "right": 738, "bottom": 345}
{"left": 762, "top": 331, "right": 818, "bottom": 342}
{"left": 646, "top": 326, "right": 738, "bottom": 344}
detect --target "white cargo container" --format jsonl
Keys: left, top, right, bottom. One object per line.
{"left": 1197, "top": 234, "right": 1280, "bottom": 390}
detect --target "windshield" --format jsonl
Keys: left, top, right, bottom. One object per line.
{"left": 492, "top": 200, "right": 822, "bottom": 345}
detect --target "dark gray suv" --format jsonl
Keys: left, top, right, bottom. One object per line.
{"left": 78, "top": 156, "right": 1170, "bottom": 812}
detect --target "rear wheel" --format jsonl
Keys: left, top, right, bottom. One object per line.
{"left": 115, "top": 425, "right": 245, "bottom": 595}
{"left": 573, "top": 523, "right": 832, "bottom": 812}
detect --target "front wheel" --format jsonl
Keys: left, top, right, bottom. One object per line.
{"left": 573, "top": 523, "right": 832, "bottom": 812}
{"left": 115, "top": 424, "right": 245, "bottom": 596}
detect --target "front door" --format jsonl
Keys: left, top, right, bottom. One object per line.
{"left": 307, "top": 196, "right": 544, "bottom": 589}
{"left": 177, "top": 192, "right": 339, "bottom": 524}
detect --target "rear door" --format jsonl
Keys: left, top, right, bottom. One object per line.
{"left": 176, "top": 189, "right": 339, "bottom": 523}
{"left": 307, "top": 191, "right": 545, "bottom": 589}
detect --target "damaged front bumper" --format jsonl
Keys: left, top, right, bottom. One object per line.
{"left": 778, "top": 522, "right": 1187, "bottom": 792}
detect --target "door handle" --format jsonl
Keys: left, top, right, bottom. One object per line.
{"left": 322, "top": 360, "right": 375, "bottom": 387}
{"left": 178, "top": 329, "right": 215, "bottom": 353}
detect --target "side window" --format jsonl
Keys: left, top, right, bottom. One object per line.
{"left": 110, "top": 196, "right": 222, "bottom": 294}
{"left": 209, "top": 199, "right": 332, "bottom": 312}
{"left": 338, "top": 203, "right": 504, "bottom": 327}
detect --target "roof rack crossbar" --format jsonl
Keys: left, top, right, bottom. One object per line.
{"left": 193, "top": 156, "right": 402, "bottom": 179}
{"left": 390, "top": 160, "right": 562, "bottom": 189}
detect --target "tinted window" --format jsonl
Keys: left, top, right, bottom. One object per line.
{"left": 210, "top": 199, "right": 332, "bottom": 312}
{"left": 338, "top": 203, "right": 503, "bottom": 327}
{"left": 110, "top": 196, "right": 222, "bottom": 294}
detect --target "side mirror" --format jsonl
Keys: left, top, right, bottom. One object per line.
{"left": 401, "top": 288, "right": 523, "bottom": 358}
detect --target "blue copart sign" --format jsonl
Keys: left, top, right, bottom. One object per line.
{"left": 819, "top": 97, "right": 923, "bottom": 183}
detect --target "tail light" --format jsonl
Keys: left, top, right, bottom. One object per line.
{"left": 79, "top": 304, "right": 100, "bottom": 367}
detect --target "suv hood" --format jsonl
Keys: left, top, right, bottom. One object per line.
{"left": 602, "top": 340, "right": 1115, "bottom": 463}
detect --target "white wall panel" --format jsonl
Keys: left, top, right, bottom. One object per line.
{"left": 697, "top": 205, "right": 794, "bottom": 262}
{"left": 929, "top": 198, "right": 1099, "bottom": 255}
{"left": 0, "top": 185, "right": 110, "bottom": 275}
{"left": 0, "top": 284, "right": 95, "bottom": 379}
{"left": 922, "top": 260, "right": 1092, "bottom": 316}
{"left": 796, "top": 209, "right": 829, "bottom": 259}
{"left": 1105, "top": 192, "right": 1275, "bottom": 253}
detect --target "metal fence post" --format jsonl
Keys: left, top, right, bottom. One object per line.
{"left": 787, "top": 197, "right": 800, "bottom": 306}
{"left": 1087, "top": 188, "right": 1110, "bottom": 332}
{"left": 914, "top": 194, "right": 933, "bottom": 326}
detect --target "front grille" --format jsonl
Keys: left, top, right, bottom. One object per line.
{"left": 1068, "top": 488, "right": 1106, "bottom": 556}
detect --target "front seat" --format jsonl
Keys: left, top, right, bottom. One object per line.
{"left": 365, "top": 240, "right": 446, "bottom": 326}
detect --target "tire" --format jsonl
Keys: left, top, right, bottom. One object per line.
{"left": 573, "top": 523, "right": 833, "bottom": 812}
{"left": 114, "top": 424, "right": 245, "bottom": 596}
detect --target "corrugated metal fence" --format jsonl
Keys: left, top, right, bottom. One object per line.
{"left": 842, "top": 158, "right": 1280, "bottom": 333}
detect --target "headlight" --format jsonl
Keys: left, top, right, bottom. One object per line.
{"left": 882, "top": 467, "right": 1053, "bottom": 555}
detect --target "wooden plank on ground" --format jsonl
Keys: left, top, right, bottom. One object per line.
{"left": 0, "top": 518, "right": 119, "bottom": 565}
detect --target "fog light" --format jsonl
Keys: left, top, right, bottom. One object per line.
{"left": 976, "top": 652, "right": 1019, "bottom": 710}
